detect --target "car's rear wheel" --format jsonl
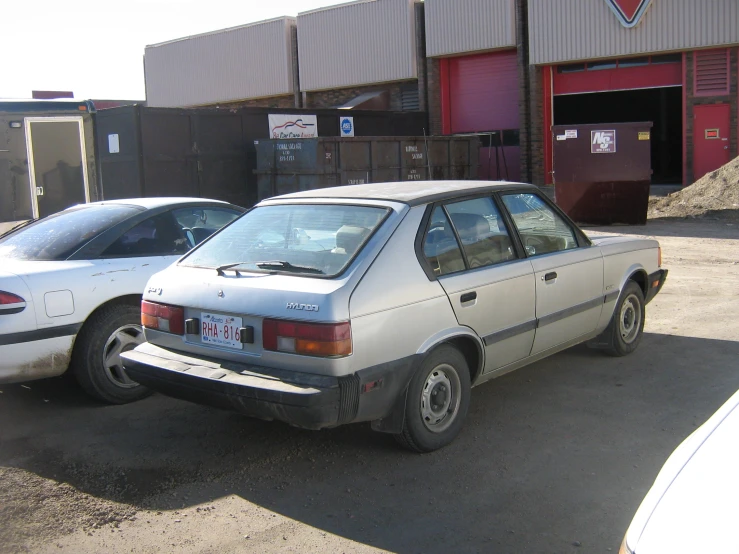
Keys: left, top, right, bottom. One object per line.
{"left": 604, "top": 280, "right": 645, "bottom": 357}
{"left": 394, "top": 345, "right": 471, "bottom": 453}
{"left": 72, "top": 303, "right": 152, "bottom": 404}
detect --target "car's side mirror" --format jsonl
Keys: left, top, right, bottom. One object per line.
{"left": 525, "top": 245, "right": 536, "bottom": 256}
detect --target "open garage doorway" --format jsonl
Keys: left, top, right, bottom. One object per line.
{"left": 554, "top": 87, "right": 682, "bottom": 185}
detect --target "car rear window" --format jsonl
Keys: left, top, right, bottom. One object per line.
{"left": 180, "top": 203, "right": 389, "bottom": 277}
{"left": 0, "top": 205, "right": 139, "bottom": 261}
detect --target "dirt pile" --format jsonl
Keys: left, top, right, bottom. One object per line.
{"left": 649, "top": 155, "right": 739, "bottom": 220}
{"left": 0, "top": 467, "right": 137, "bottom": 553}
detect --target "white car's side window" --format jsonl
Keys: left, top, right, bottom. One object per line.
{"left": 501, "top": 193, "right": 578, "bottom": 257}
{"left": 102, "top": 213, "right": 190, "bottom": 258}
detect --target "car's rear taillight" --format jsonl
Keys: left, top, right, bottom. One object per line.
{"left": 142, "top": 301, "right": 185, "bottom": 335}
{"left": 0, "top": 291, "right": 26, "bottom": 314}
{"left": 0, "top": 291, "right": 25, "bottom": 305}
{"left": 263, "top": 319, "right": 352, "bottom": 358}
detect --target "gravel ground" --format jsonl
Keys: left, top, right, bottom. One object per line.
{"left": 1, "top": 218, "right": 738, "bottom": 554}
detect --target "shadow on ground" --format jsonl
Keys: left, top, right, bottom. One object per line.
{"left": 2, "top": 333, "right": 739, "bottom": 553}
{"left": 583, "top": 214, "right": 739, "bottom": 240}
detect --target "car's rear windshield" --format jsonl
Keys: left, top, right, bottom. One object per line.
{"left": 0, "top": 205, "right": 139, "bottom": 261}
{"left": 180, "top": 203, "right": 389, "bottom": 277}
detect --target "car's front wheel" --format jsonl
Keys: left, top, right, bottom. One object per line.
{"left": 604, "top": 280, "right": 646, "bottom": 357}
{"left": 72, "top": 302, "right": 151, "bottom": 404}
{"left": 394, "top": 345, "right": 471, "bottom": 453}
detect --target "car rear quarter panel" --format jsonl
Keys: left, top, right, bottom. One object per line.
{"left": 350, "top": 205, "right": 466, "bottom": 371}
{"left": 596, "top": 237, "right": 661, "bottom": 332}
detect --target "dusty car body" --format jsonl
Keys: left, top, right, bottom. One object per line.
{"left": 122, "top": 181, "right": 667, "bottom": 451}
{"left": 0, "top": 198, "right": 243, "bottom": 403}
{"left": 619, "top": 387, "right": 739, "bottom": 554}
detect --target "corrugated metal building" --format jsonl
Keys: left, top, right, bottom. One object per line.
{"left": 526, "top": 0, "right": 739, "bottom": 186}
{"left": 141, "top": 0, "right": 739, "bottom": 187}
{"left": 144, "top": 18, "right": 298, "bottom": 108}
{"left": 424, "top": 0, "right": 521, "bottom": 181}
{"left": 297, "top": 0, "right": 421, "bottom": 110}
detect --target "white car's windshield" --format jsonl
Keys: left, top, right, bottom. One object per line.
{"left": 180, "top": 203, "right": 389, "bottom": 277}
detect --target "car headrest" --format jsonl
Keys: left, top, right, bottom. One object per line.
{"left": 335, "top": 225, "right": 370, "bottom": 254}
{"left": 450, "top": 213, "right": 489, "bottom": 241}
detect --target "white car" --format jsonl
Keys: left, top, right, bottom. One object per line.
{"left": 619, "top": 388, "right": 739, "bottom": 553}
{"left": 0, "top": 198, "right": 244, "bottom": 403}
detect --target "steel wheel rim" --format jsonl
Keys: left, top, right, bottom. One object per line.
{"left": 420, "top": 364, "right": 461, "bottom": 433}
{"left": 102, "top": 324, "right": 144, "bottom": 388}
{"left": 619, "top": 294, "right": 642, "bottom": 344}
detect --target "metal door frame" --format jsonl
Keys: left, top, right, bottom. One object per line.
{"left": 24, "top": 116, "right": 91, "bottom": 219}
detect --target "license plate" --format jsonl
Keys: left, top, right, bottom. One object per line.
{"left": 201, "top": 313, "right": 243, "bottom": 349}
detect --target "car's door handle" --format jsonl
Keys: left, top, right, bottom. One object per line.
{"left": 544, "top": 272, "right": 558, "bottom": 282}
{"left": 460, "top": 291, "right": 477, "bottom": 303}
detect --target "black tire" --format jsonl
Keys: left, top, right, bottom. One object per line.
{"left": 394, "top": 345, "right": 471, "bottom": 453}
{"left": 72, "top": 302, "right": 152, "bottom": 404}
{"left": 604, "top": 280, "right": 646, "bottom": 357}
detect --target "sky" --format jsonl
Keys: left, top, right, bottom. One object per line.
{"left": 0, "top": 0, "right": 348, "bottom": 100}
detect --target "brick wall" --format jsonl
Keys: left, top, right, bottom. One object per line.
{"left": 684, "top": 48, "right": 739, "bottom": 185}
{"left": 303, "top": 81, "right": 415, "bottom": 111}
{"left": 427, "top": 58, "right": 442, "bottom": 135}
{"left": 526, "top": 66, "right": 547, "bottom": 186}
{"left": 210, "top": 95, "right": 297, "bottom": 109}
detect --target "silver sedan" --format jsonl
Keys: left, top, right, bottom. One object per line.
{"left": 122, "top": 181, "right": 667, "bottom": 451}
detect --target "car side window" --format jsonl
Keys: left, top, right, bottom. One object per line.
{"left": 172, "top": 207, "right": 241, "bottom": 247}
{"left": 423, "top": 207, "right": 465, "bottom": 276}
{"left": 445, "top": 197, "right": 516, "bottom": 269}
{"left": 501, "top": 193, "right": 578, "bottom": 256}
{"left": 102, "top": 213, "right": 190, "bottom": 257}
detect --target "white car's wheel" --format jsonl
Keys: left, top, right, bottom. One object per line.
{"left": 72, "top": 303, "right": 152, "bottom": 404}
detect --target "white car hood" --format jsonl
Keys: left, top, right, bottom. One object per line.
{"left": 631, "top": 393, "right": 739, "bottom": 553}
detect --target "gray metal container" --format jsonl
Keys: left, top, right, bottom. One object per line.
{"left": 255, "top": 136, "right": 480, "bottom": 201}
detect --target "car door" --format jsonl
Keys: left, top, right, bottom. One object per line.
{"left": 500, "top": 192, "right": 604, "bottom": 356}
{"left": 422, "top": 196, "right": 536, "bottom": 372}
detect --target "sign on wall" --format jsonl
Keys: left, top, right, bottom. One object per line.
{"left": 591, "top": 130, "right": 617, "bottom": 153}
{"left": 268, "top": 114, "right": 318, "bottom": 139}
{"left": 604, "top": 0, "right": 653, "bottom": 28}
{"left": 340, "top": 116, "right": 355, "bottom": 138}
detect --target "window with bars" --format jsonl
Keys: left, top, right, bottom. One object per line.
{"left": 694, "top": 49, "right": 730, "bottom": 96}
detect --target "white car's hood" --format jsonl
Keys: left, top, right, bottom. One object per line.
{"left": 628, "top": 391, "right": 739, "bottom": 553}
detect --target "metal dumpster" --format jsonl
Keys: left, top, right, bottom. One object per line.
{"left": 552, "top": 122, "right": 653, "bottom": 225}
{"left": 254, "top": 136, "right": 479, "bottom": 202}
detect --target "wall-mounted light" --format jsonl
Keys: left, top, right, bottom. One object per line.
{"left": 9, "top": 121, "right": 22, "bottom": 129}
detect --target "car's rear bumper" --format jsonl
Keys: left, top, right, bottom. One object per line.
{"left": 645, "top": 269, "right": 668, "bottom": 304}
{"left": 121, "top": 343, "right": 418, "bottom": 431}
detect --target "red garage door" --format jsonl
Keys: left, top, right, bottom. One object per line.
{"left": 446, "top": 51, "right": 519, "bottom": 133}
{"left": 442, "top": 50, "right": 520, "bottom": 180}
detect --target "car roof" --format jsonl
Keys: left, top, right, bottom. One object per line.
{"left": 84, "top": 197, "right": 236, "bottom": 210}
{"left": 266, "top": 180, "right": 539, "bottom": 207}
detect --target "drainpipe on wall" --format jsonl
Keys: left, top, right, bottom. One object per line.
{"left": 516, "top": 0, "right": 533, "bottom": 184}
{"left": 414, "top": 1, "right": 429, "bottom": 123}
{"left": 291, "top": 24, "right": 302, "bottom": 108}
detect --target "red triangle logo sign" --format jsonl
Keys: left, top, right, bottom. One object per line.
{"left": 604, "top": 0, "right": 653, "bottom": 28}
